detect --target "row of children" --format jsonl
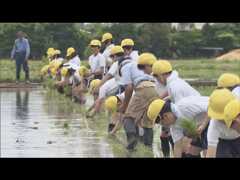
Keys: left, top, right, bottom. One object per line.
{"left": 40, "top": 32, "right": 240, "bottom": 157}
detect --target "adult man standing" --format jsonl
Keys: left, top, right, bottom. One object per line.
{"left": 11, "top": 31, "right": 30, "bottom": 83}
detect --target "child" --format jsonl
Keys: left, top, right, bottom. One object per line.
{"left": 86, "top": 79, "right": 102, "bottom": 117}
{"left": 71, "top": 66, "right": 90, "bottom": 104}
{"left": 217, "top": 73, "right": 240, "bottom": 98}
{"left": 104, "top": 94, "right": 125, "bottom": 135}
{"left": 88, "top": 40, "right": 106, "bottom": 80}
{"left": 147, "top": 95, "right": 210, "bottom": 157}
{"left": 66, "top": 47, "right": 81, "bottom": 67}
{"left": 207, "top": 89, "right": 240, "bottom": 158}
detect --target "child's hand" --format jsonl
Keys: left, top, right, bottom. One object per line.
{"left": 196, "top": 124, "right": 205, "bottom": 136}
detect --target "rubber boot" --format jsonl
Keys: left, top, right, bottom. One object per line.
{"left": 143, "top": 128, "right": 153, "bottom": 148}
{"left": 124, "top": 118, "right": 138, "bottom": 151}
{"left": 126, "top": 133, "right": 138, "bottom": 151}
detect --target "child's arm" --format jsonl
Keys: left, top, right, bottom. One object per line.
{"left": 197, "top": 114, "right": 210, "bottom": 135}
{"left": 109, "top": 113, "right": 124, "bottom": 135}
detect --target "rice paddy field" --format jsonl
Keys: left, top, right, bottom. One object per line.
{"left": 1, "top": 58, "right": 239, "bottom": 95}
{"left": 1, "top": 58, "right": 239, "bottom": 157}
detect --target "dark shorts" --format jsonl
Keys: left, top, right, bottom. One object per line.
{"left": 216, "top": 137, "right": 240, "bottom": 158}
{"left": 191, "top": 123, "right": 209, "bottom": 150}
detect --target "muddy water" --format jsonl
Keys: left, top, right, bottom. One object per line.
{"left": 0, "top": 88, "right": 113, "bottom": 157}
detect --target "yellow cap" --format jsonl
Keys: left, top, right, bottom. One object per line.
{"left": 89, "top": 39, "right": 101, "bottom": 47}
{"left": 138, "top": 53, "right": 157, "bottom": 66}
{"left": 89, "top": 79, "right": 101, "bottom": 92}
{"left": 147, "top": 99, "right": 166, "bottom": 122}
{"left": 54, "top": 49, "right": 61, "bottom": 55}
{"left": 152, "top": 60, "right": 173, "bottom": 75}
{"left": 121, "top": 38, "right": 134, "bottom": 47}
{"left": 217, "top": 73, "right": 240, "bottom": 88}
{"left": 102, "top": 33, "right": 113, "bottom": 42}
{"left": 224, "top": 99, "right": 240, "bottom": 128}
{"left": 40, "top": 65, "right": 50, "bottom": 76}
{"left": 110, "top": 45, "right": 124, "bottom": 55}
{"left": 104, "top": 96, "right": 118, "bottom": 112}
{"left": 47, "top": 48, "right": 54, "bottom": 54}
{"left": 79, "top": 66, "right": 90, "bottom": 77}
{"left": 47, "top": 48, "right": 55, "bottom": 58}
{"left": 208, "top": 89, "right": 235, "bottom": 120}
{"left": 61, "top": 67, "right": 69, "bottom": 77}
{"left": 66, "top": 47, "right": 76, "bottom": 57}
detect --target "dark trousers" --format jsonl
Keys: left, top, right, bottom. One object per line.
{"left": 143, "top": 128, "right": 153, "bottom": 147}
{"left": 216, "top": 137, "right": 240, "bottom": 158}
{"left": 123, "top": 118, "right": 138, "bottom": 150}
{"left": 161, "top": 136, "right": 174, "bottom": 157}
{"left": 124, "top": 118, "right": 154, "bottom": 150}
{"left": 15, "top": 52, "right": 29, "bottom": 81}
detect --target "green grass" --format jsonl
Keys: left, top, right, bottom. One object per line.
{"left": 1, "top": 58, "right": 239, "bottom": 83}
{"left": 0, "top": 59, "right": 46, "bottom": 83}
{"left": 171, "top": 59, "right": 240, "bottom": 80}
{"left": 195, "top": 86, "right": 216, "bottom": 96}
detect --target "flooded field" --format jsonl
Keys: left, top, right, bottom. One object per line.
{"left": 1, "top": 87, "right": 163, "bottom": 158}
{"left": 0, "top": 88, "right": 113, "bottom": 157}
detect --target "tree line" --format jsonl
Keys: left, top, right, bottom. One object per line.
{"left": 1, "top": 23, "right": 240, "bottom": 60}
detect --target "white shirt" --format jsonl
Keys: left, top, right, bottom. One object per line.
{"left": 120, "top": 61, "right": 155, "bottom": 88}
{"left": 107, "top": 61, "right": 122, "bottom": 84}
{"left": 170, "top": 96, "right": 209, "bottom": 143}
{"left": 116, "top": 92, "right": 125, "bottom": 102}
{"left": 102, "top": 44, "right": 114, "bottom": 67}
{"left": 232, "top": 86, "right": 240, "bottom": 99}
{"left": 72, "top": 70, "right": 81, "bottom": 86}
{"left": 154, "top": 78, "right": 167, "bottom": 96}
{"left": 99, "top": 78, "right": 119, "bottom": 99}
{"left": 89, "top": 53, "right": 106, "bottom": 73}
{"left": 129, "top": 50, "right": 139, "bottom": 62}
{"left": 207, "top": 120, "right": 240, "bottom": 147}
{"left": 69, "top": 55, "right": 81, "bottom": 67}
{"left": 166, "top": 71, "right": 201, "bottom": 103}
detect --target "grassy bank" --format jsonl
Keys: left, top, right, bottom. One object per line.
{"left": 172, "top": 59, "right": 240, "bottom": 80}
{"left": 0, "top": 59, "right": 45, "bottom": 83}
{"left": 1, "top": 58, "right": 239, "bottom": 83}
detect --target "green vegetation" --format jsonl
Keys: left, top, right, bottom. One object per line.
{"left": 180, "top": 119, "right": 199, "bottom": 139}
{"left": 1, "top": 58, "right": 239, "bottom": 85}
{"left": 172, "top": 59, "right": 240, "bottom": 80}
{"left": 43, "top": 84, "right": 154, "bottom": 157}
{"left": 0, "top": 59, "right": 45, "bottom": 83}
{"left": 195, "top": 86, "right": 216, "bottom": 96}
{"left": 2, "top": 23, "right": 240, "bottom": 59}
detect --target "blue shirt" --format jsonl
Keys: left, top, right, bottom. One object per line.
{"left": 11, "top": 38, "right": 30, "bottom": 59}
{"left": 120, "top": 62, "right": 155, "bottom": 88}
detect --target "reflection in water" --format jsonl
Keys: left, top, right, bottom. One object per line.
{"left": 16, "top": 90, "right": 29, "bottom": 120}
{"left": 1, "top": 88, "right": 113, "bottom": 157}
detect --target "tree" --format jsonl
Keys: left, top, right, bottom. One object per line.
{"left": 137, "top": 23, "right": 172, "bottom": 58}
